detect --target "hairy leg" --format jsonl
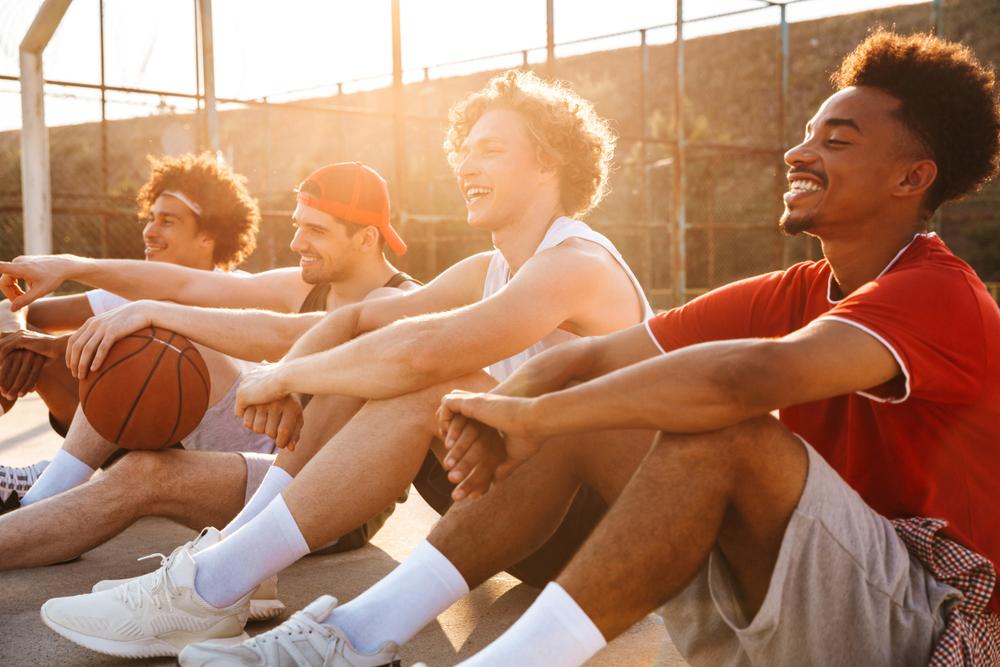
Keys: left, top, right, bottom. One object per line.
{"left": 0, "top": 449, "right": 247, "bottom": 569}
{"left": 283, "top": 373, "right": 496, "bottom": 550}
{"left": 428, "top": 428, "right": 655, "bottom": 588}
{"left": 558, "top": 416, "right": 808, "bottom": 639}
{"left": 60, "top": 405, "right": 119, "bottom": 469}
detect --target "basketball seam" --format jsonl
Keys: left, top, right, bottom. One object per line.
{"left": 178, "top": 348, "right": 210, "bottom": 395}
{"left": 166, "top": 352, "right": 185, "bottom": 448}
{"left": 79, "top": 335, "right": 156, "bottom": 410}
{"left": 114, "top": 331, "right": 175, "bottom": 445}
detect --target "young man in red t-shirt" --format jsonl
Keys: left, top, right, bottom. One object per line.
{"left": 411, "top": 31, "right": 1000, "bottom": 666}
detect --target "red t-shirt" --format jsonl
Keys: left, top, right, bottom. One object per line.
{"left": 647, "top": 233, "right": 1000, "bottom": 612}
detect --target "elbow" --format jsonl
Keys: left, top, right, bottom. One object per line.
{"left": 709, "top": 341, "right": 789, "bottom": 416}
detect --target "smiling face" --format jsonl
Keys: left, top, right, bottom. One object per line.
{"left": 142, "top": 194, "right": 215, "bottom": 268}
{"left": 289, "top": 202, "right": 364, "bottom": 284}
{"left": 780, "top": 86, "right": 928, "bottom": 238}
{"left": 455, "top": 108, "right": 556, "bottom": 231}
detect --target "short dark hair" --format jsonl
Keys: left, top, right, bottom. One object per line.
{"left": 137, "top": 152, "right": 260, "bottom": 269}
{"left": 832, "top": 29, "right": 1000, "bottom": 212}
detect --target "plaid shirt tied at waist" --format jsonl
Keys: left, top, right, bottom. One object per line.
{"left": 892, "top": 517, "right": 1000, "bottom": 667}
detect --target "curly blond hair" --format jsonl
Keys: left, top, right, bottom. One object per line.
{"left": 444, "top": 70, "right": 616, "bottom": 218}
{"left": 136, "top": 152, "right": 260, "bottom": 269}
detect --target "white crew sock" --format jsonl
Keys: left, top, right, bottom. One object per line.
{"left": 193, "top": 494, "right": 310, "bottom": 608}
{"left": 457, "top": 583, "right": 607, "bottom": 667}
{"left": 221, "top": 465, "right": 293, "bottom": 537}
{"left": 21, "top": 449, "right": 95, "bottom": 505}
{"left": 326, "top": 539, "right": 470, "bottom": 653}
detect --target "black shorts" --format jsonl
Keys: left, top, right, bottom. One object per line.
{"left": 412, "top": 452, "right": 606, "bottom": 588}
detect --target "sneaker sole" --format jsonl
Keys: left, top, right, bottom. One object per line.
{"left": 40, "top": 605, "right": 249, "bottom": 658}
{"left": 249, "top": 598, "right": 285, "bottom": 622}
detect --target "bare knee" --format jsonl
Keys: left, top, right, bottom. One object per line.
{"left": 102, "top": 450, "right": 169, "bottom": 503}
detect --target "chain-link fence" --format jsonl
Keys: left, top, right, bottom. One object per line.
{"left": 2, "top": 0, "right": 997, "bottom": 308}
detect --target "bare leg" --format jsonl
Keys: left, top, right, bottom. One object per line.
{"left": 283, "top": 373, "right": 496, "bottom": 550}
{"left": 32, "top": 360, "right": 79, "bottom": 431}
{"left": 429, "top": 428, "right": 655, "bottom": 588}
{"left": 0, "top": 449, "right": 247, "bottom": 569}
{"left": 557, "top": 416, "right": 807, "bottom": 639}
{"left": 273, "top": 394, "right": 366, "bottom": 477}
{"left": 61, "top": 405, "right": 119, "bottom": 469}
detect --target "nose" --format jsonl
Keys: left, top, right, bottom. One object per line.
{"left": 784, "top": 139, "right": 817, "bottom": 168}
{"left": 289, "top": 226, "right": 307, "bottom": 254}
{"left": 142, "top": 221, "right": 159, "bottom": 239}
{"left": 457, "top": 151, "right": 478, "bottom": 180}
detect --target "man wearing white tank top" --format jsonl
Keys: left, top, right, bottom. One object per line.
{"left": 31, "top": 70, "right": 652, "bottom": 662}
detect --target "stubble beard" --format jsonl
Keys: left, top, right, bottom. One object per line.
{"left": 778, "top": 207, "right": 817, "bottom": 237}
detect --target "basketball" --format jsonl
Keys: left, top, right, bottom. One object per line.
{"left": 79, "top": 326, "right": 211, "bottom": 450}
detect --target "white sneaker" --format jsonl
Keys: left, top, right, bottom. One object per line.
{"left": 91, "top": 527, "right": 286, "bottom": 622}
{"left": 178, "top": 595, "right": 401, "bottom": 667}
{"left": 0, "top": 460, "right": 48, "bottom": 502}
{"left": 41, "top": 550, "right": 250, "bottom": 658}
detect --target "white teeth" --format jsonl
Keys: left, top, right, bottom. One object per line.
{"left": 465, "top": 186, "right": 491, "bottom": 200}
{"left": 789, "top": 179, "right": 823, "bottom": 193}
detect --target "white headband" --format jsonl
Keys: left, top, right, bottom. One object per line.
{"left": 161, "top": 190, "right": 203, "bottom": 217}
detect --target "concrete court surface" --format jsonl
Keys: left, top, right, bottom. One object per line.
{"left": 0, "top": 393, "right": 688, "bottom": 667}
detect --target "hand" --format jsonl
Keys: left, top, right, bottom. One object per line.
{"left": 66, "top": 301, "right": 155, "bottom": 379}
{"left": 0, "top": 329, "right": 68, "bottom": 363}
{"left": 0, "top": 350, "right": 46, "bottom": 400}
{"left": 438, "top": 390, "right": 546, "bottom": 496}
{"left": 235, "top": 363, "right": 290, "bottom": 418}
{"left": 0, "top": 255, "right": 79, "bottom": 311}
{"left": 240, "top": 395, "right": 304, "bottom": 450}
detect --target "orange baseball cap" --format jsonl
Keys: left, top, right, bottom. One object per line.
{"left": 295, "top": 162, "right": 407, "bottom": 256}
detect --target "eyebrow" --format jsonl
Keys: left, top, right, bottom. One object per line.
{"left": 460, "top": 136, "right": 507, "bottom": 152}
{"left": 807, "top": 117, "right": 863, "bottom": 134}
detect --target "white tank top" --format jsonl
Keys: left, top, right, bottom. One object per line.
{"left": 484, "top": 216, "right": 654, "bottom": 382}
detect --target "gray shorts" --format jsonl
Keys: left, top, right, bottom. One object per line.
{"left": 661, "top": 439, "right": 961, "bottom": 667}
{"left": 237, "top": 451, "right": 277, "bottom": 505}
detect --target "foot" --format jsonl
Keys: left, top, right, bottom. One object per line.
{"left": 178, "top": 595, "right": 401, "bottom": 667}
{"left": 0, "top": 460, "right": 48, "bottom": 514}
{"left": 91, "top": 527, "right": 286, "bottom": 621}
{"left": 41, "top": 550, "right": 250, "bottom": 658}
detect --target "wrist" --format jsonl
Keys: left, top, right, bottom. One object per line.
{"left": 61, "top": 255, "right": 90, "bottom": 281}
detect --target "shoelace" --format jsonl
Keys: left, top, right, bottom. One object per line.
{"left": 248, "top": 610, "right": 334, "bottom": 650}
{"left": 0, "top": 463, "right": 44, "bottom": 494}
{"left": 117, "top": 553, "right": 181, "bottom": 611}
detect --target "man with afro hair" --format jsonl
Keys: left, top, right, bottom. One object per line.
{"left": 419, "top": 30, "right": 1000, "bottom": 666}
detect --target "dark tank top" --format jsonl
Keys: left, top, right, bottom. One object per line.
{"left": 297, "top": 271, "right": 419, "bottom": 313}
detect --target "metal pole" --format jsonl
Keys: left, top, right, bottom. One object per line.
{"left": 546, "top": 0, "right": 555, "bottom": 77}
{"left": 193, "top": 0, "right": 201, "bottom": 138}
{"left": 779, "top": 3, "right": 790, "bottom": 267}
{"left": 932, "top": 0, "right": 943, "bottom": 36}
{"left": 672, "top": 0, "right": 687, "bottom": 305}
{"left": 198, "top": 0, "right": 220, "bottom": 153}
{"left": 18, "top": 0, "right": 73, "bottom": 256}
{"left": 99, "top": 0, "right": 109, "bottom": 257}
{"left": 640, "top": 29, "right": 653, "bottom": 296}
{"left": 391, "top": 0, "right": 407, "bottom": 252}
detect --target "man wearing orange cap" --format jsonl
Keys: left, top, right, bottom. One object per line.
{"left": 0, "top": 162, "right": 417, "bottom": 601}
{"left": 11, "top": 70, "right": 653, "bottom": 662}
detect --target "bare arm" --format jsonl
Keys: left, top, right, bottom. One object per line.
{"left": 448, "top": 320, "right": 900, "bottom": 440}
{"left": 248, "top": 245, "right": 618, "bottom": 403}
{"left": 24, "top": 294, "right": 96, "bottom": 332}
{"left": 0, "top": 255, "right": 308, "bottom": 313}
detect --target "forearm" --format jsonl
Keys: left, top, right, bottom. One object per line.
{"left": 63, "top": 257, "right": 194, "bottom": 303}
{"left": 491, "top": 338, "right": 598, "bottom": 398}
{"left": 146, "top": 302, "right": 322, "bottom": 362}
{"left": 281, "top": 304, "right": 363, "bottom": 363}
{"left": 528, "top": 339, "right": 780, "bottom": 437}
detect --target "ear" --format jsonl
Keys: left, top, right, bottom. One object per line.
{"left": 358, "top": 225, "right": 381, "bottom": 252}
{"left": 893, "top": 159, "right": 937, "bottom": 200}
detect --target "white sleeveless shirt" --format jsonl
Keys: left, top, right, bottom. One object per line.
{"left": 484, "top": 216, "right": 654, "bottom": 382}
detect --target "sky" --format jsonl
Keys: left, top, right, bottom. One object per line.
{"left": 0, "top": 0, "right": 931, "bottom": 132}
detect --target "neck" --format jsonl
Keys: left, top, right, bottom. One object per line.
{"left": 329, "top": 255, "right": 402, "bottom": 303}
{"left": 491, "top": 201, "right": 565, "bottom": 273}
{"left": 821, "top": 216, "right": 926, "bottom": 298}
